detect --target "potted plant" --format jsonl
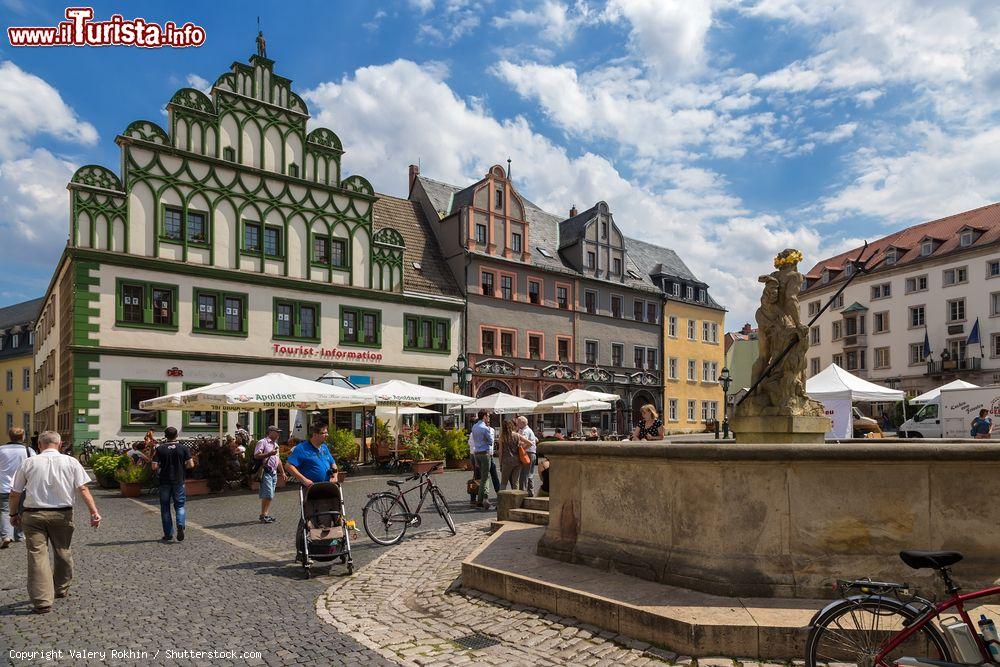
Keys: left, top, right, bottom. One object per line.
{"left": 442, "top": 428, "right": 469, "bottom": 469}
{"left": 91, "top": 452, "right": 124, "bottom": 489}
{"left": 114, "top": 459, "right": 149, "bottom": 497}
{"left": 410, "top": 422, "right": 445, "bottom": 475}
{"left": 192, "top": 438, "right": 229, "bottom": 494}
{"left": 326, "top": 427, "right": 357, "bottom": 483}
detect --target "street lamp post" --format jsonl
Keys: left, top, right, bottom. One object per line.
{"left": 718, "top": 366, "right": 733, "bottom": 440}
{"left": 450, "top": 354, "right": 474, "bottom": 424}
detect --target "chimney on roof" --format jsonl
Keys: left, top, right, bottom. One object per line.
{"left": 408, "top": 164, "right": 420, "bottom": 193}
{"left": 569, "top": 204, "right": 577, "bottom": 217}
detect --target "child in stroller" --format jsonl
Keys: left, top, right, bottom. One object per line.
{"left": 296, "top": 481, "right": 354, "bottom": 577}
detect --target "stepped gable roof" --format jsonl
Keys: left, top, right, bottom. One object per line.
{"left": 803, "top": 202, "right": 1000, "bottom": 289}
{"left": 372, "top": 193, "right": 462, "bottom": 299}
{"left": 0, "top": 297, "right": 43, "bottom": 330}
{"left": 415, "top": 175, "right": 719, "bottom": 298}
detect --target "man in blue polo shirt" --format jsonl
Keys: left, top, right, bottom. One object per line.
{"left": 285, "top": 423, "right": 337, "bottom": 486}
{"left": 286, "top": 422, "right": 338, "bottom": 565}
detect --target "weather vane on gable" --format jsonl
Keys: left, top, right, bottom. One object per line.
{"left": 256, "top": 17, "right": 267, "bottom": 58}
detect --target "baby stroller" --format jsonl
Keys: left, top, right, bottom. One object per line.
{"left": 296, "top": 481, "right": 354, "bottom": 577}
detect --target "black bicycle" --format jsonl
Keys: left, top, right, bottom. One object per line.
{"left": 362, "top": 462, "right": 456, "bottom": 545}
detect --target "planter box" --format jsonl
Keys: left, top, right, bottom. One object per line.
{"left": 119, "top": 482, "right": 142, "bottom": 498}
{"left": 249, "top": 479, "right": 260, "bottom": 493}
{"left": 446, "top": 457, "right": 470, "bottom": 471}
{"left": 184, "top": 478, "right": 211, "bottom": 496}
{"left": 411, "top": 460, "right": 445, "bottom": 475}
{"left": 95, "top": 473, "right": 119, "bottom": 490}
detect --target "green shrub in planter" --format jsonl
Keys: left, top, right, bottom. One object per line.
{"left": 423, "top": 440, "right": 446, "bottom": 462}
{"left": 375, "top": 418, "right": 391, "bottom": 445}
{"left": 442, "top": 428, "right": 468, "bottom": 460}
{"left": 114, "top": 459, "right": 151, "bottom": 485}
{"left": 326, "top": 427, "right": 358, "bottom": 463}
{"left": 92, "top": 454, "right": 127, "bottom": 479}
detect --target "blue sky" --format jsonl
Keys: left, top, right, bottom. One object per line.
{"left": 1, "top": 0, "right": 998, "bottom": 325}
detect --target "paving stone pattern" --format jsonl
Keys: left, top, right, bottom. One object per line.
{"left": 319, "top": 518, "right": 729, "bottom": 666}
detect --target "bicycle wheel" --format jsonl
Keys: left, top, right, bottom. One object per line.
{"left": 362, "top": 492, "right": 409, "bottom": 546}
{"left": 430, "top": 487, "right": 456, "bottom": 535}
{"left": 806, "top": 596, "right": 952, "bottom": 666}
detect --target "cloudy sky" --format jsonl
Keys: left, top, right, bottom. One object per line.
{"left": 1, "top": 1, "right": 998, "bottom": 325}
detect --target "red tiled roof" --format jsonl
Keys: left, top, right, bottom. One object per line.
{"left": 803, "top": 202, "right": 1000, "bottom": 286}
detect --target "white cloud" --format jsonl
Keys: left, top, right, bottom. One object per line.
{"left": 603, "top": 0, "right": 718, "bottom": 78}
{"left": 0, "top": 61, "right": 97, "bottom": 160}
{"left": 302, "top": 59, "right": 814, "bottom": 325}
{"left": 0, "top": 148, "right": 77, "bottom": 269}
{"left": 493, "top": 1, "right": 594, "bottom": 45}
{"left": 408, "top": 0, "right": 434, "bottom": 12}
{"left": 363, "top": 9, "right": 388, "bottom": 32}
{"left": 809, "top": 122, "right": 857, "bottom": 144}
{"left": 821, "top": 125, "right": 1000, "bottom": 225}
{"left": 185, "top": 74, "right": 212, "bottom": 95}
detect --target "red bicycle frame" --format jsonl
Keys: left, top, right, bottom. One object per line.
{"left": 876, "top": 585, "right": 1000, "bottom": 664}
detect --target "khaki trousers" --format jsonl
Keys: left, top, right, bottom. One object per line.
{"left": 22, "top": 510, "right": 75, "bottom": 609}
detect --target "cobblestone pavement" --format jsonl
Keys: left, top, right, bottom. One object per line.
{"left": 318, "top": 520, "right": 697, "bottom": 666}
{"left": 0, "top": 469, "right": 484, "bottom": 667}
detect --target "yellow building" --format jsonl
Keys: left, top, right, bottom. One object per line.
{"left": 662, "top": 295, "right": 727, "bottom": 433}
{"left": 0, "top": 298, "right": 42, "bottom": 437}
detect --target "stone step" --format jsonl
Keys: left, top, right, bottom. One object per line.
{"left": 522, "top": 496, "right": 549, "bottom": 511}
{"left": 507, "top": 508, "right": 549, "bottom": 526}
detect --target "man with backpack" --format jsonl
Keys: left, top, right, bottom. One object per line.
{"left": 0, "top": 427, "right": 35, "bottom": 548}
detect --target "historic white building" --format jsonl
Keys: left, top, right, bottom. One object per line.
{"left": 34, "top": 51, "right": 463, "bottom": 444}
{"left": 800, "top": 202, "right": 1000, "bottom": 399}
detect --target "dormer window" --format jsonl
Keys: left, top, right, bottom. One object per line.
{"left": 601, "top": 222, "right": 608, "bottom": 239}
{"left": 960, "top": 231, "right": 973, "bottom": 247}
{"left": 697, "top": 288, "right": 705, "bottom": 302}
{"left": 511, "top": 232, "right": 522, "bottom": 253}
{"left": 844, "top": 263, "right": 854, "bottom": 277}
{"left": 885, "top": 248, "right": 897, "bottom": 265}
{"left": 685, "top": 286, "right": 693, "bottom": 300}
{"left": 613, "top": 257, "right": 622, "bottom": 274}
{"left": 222, "top": 146, "right": 235, "bottom": 162}
{"left": 821, "top": 269, "right": 830, "bottom": 284}
{"left": 921, "top": 241, "right": 933, "bottom": 256}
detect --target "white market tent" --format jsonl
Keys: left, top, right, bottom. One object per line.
{"left": 910, "top": 379, "right": 979, "bottom": 404}
{"left": 806, "top": 363, "right": 905, "bottom": 438}
{"left": 532, "top": 389, "right": 620, "bottom": 413}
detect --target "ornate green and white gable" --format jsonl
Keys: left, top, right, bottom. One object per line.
{"left": 68, "top": 54, "right": 404, "bottom": 292}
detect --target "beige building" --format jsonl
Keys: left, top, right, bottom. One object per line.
{"left": 800, "top": 202, "right": 1000, "bottom": 400}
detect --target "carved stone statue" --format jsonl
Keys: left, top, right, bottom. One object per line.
{"left": 737, "top": 248, "right": 825, "bottom": 420}
{"left": 256, "top": 31, "right": 267, "bottom": 58}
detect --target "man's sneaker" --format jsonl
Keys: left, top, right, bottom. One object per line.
{"left": 263, "top": 515, "right": 275, "bottom": 524}
{"left": 259, "top": 514, "right": 267, "bottom": 523}
{"left": 176, "top": 526, "right": 185, "bottom": 542}
{"left": 161, "top": 535, "right": 173, "bottom": 543}
{"left": 0, "top": 537, "right": 12, "bottom": 549}
{"left": 481, "top": 501, "right": 492, "bottom": 512}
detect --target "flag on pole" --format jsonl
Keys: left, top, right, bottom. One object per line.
{"left": 923, "top": 328, "right": 932, "bottom": 359}
{"left": 967, "top": 317, "right": 981, "bottom": 346}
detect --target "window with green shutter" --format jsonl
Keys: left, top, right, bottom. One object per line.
{"left": 193, "top": 288, "right": 248, "bottom": 336}
{"left": 340, "top": 306, "right": 381, "bottom": 348}
{"left": 273, "top": 298, "right": 320, "bottom": 342}
{"left": 115, "top": 279, "right": 179, "bottom": 331}
{"left": 403, "top": 314, "right": 451, "bottom": 354}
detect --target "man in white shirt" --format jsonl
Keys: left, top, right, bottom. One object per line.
{"left": 515, "top": 416, "right": 539, "bottom": 495}
{"left": 8, "top": 430, "right": 101, "bottom": 614}
{"left": 0, "top": 426, "right": 35, "bottom": 547}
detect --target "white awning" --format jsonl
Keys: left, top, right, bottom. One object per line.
{"left": 806, "top": 364, "right": 905, "bottom": 402}
{"left": 910, "top": 379, "right": 979, "bottom": 404}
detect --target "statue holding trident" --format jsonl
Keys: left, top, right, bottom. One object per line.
{"left": 732, "top": 248, "right": 828, "bottom": 442}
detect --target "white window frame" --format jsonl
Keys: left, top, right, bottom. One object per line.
{"left": 668, "top": 316, "right": 677, "bottom": 338}
{"left": 687, "top": 359, "right": 696, "bottom": 381}
{"left": 687, "top": 320, "right": 696, "bottom": 340}
{"left": 687, "top": 400, "right": 696, "bottom": 421}
{"left": 668, "top": 357, "right": 678, "bottom": 380}
{"left": 668, "top": 399, "right": 678, "bottom": 422}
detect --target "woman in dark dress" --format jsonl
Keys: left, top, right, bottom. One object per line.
{"left": 631, "top": 404, "right": 665, "bottom": 441}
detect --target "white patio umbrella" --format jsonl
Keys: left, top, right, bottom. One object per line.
{"left": 532, "top": 389, "right": 620, "bottom": 413}
{"left": 137, "top": 382, "right": 230, "bottom": 411}
{"left": 910, "top": 379, "right": 979, "bottom": 404}
{"left": 359, "top": 379, "right": 475, "bottom": 454}
{"left": 448, "top": 392, "right": 537, "bottom": 415}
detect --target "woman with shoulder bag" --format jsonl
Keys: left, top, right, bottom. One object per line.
{"left": 498, "top": 420, "right": 524, "bottom": 491}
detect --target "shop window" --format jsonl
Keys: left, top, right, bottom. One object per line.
{"left": 122, "top": 381, "right": 166, "bottom": 430}
{"left": 274, "top": 299, "right": 321, "bottom": 342}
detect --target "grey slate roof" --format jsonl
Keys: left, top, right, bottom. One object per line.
{"left": 0, "top": 297, "right": 43, "bottom": 331}
{"left": 416, "top": 174, "right": 723, "bottom": 308}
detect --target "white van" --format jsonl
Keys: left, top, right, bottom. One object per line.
{"left": 899, "top": 385, "right": 1000, "bottom": 438}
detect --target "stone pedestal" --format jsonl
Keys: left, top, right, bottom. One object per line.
{"left": 496, "top": 490, "right": 527, "bottom": 521}
{"left": 730, "top": 414, "right": 829, "bottom": 444}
